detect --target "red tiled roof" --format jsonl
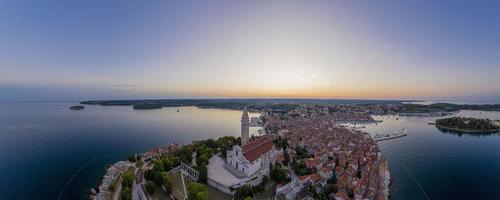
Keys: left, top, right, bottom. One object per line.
{"left": 304, "top": 158, "right": 318, "bottom": 168}
{"left": 241, "top": 135, "right": 274, "bottom": 162}
{"left": 299, "top": 173, "right": 323, "bottom": 184}
{"left": 335, "top": 191, "right": 349, "bottom": 200}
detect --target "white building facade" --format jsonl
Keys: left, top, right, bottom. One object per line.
{"left": 226, "top": 136, "right": 275, "bottom": 177}
{"left": 207, "top": 109, "right": 276, "bottom": 195}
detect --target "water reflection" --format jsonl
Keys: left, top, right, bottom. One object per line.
{"left": 436, "top": 127, "right": 499, "bottom": 137}
{"left": 362, "top": 110, "right": 500, "bottom": 200}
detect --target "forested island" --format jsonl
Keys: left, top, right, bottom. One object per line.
{"left": 435, "top": 117, "right": 500, "bottom": 133}
{"left": 69, "top": 105, "right": 84, "bottom": 110}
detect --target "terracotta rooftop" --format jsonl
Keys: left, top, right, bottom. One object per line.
{"left": 241, "top": 135, "right": 274, "bottom": 162}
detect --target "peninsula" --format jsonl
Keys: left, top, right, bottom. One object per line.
{"left": 92, "top": 106, "right": 390, "bottom": 200}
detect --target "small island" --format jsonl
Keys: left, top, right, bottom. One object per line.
{"left": 435, "top": 117, "right": 500, "bottom": 133}
{"left": 69, "top": 105, "right": 84, "bottom": 110}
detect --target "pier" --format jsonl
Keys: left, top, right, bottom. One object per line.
{"left": 373, "top": 128, "right": 408, "bottom": 142}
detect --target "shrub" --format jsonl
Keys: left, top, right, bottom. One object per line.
{"left": 120, "top": 187, "right": 132, "bottom": 200}
{"left": 128, "top": 154, "right": 137, "bottom": 162}
{"left": 187, "top": 182, "right": 208, "bottom": 200}
{"left": 145, "top": 181, "right": 156, "bottom": 195}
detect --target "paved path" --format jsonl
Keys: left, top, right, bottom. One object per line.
{"left": 131, "top": 182, "right": 139, "bottom": 200}
{"left": 112, "top": 182, "right": 122, "bottom": 200}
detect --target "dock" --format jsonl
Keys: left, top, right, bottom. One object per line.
{"left": 373, "top": 128, "right": 407, "bottom": 142}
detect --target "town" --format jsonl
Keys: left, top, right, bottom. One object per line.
{"left": 92, "top": 105, "right": 390, "bottom": 200}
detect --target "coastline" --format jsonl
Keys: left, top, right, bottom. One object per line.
{"left": 379, "top": 158, "right": 391, "bottom": 199}
{"left": 435, "top": 125, "right": 500, "bottom": 133}
{"left": 92, "top": 161, "right": 134, "bottom": 200}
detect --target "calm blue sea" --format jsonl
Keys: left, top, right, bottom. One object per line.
{"left": 364, "top": 110, "right": 500, "bottom": 200}
{"left": 1, "top": 102, "right": 500, "bottom": 200}
{"left": 0, "top": 102, "right": 259, "bottom": 200}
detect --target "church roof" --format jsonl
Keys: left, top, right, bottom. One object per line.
{"left": 241, "top": 135, "right": 273, "bottom": 162}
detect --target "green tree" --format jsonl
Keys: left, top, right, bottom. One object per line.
{"left": 187, "top": 182, "right": 208, "bottom": 200}
{"left": 120, "top": 187, "right": 132, "bottom": 200}
{"left": 197, "top": 164, "right": 208, "bottom": 183}
{"left": 234, "top": 185, "right": 253, "bottom": 200}
{"left": 322, "top": 184, "right": 334, "bottom": 197}
{"left": 294, "top": 146, "right": 311, "bottom": 159}
{"left": 261, "top": 175, "right": 269, "bottom": 186}
{"left": 153, "top": 160, "right": 165, "bottom": 172}
{"left": 144, "top": 169, "right": 154, "bottom": 181}
{"left": 145, "top": 181, "right": 156, "bottom": 195}
{"left": 153, "top": 171, "right": 164, "bottom": 186}
{"left": 197, "top": 153, "right": 211, "bottom": 166}
{"left": 270, "top": 164, "right": 290, "bottom": 184}
{"left": 162, "top": 155, "right": 181, "bottom": 171}
{"left": 291, "top": 159, "right": 314, "bottom": 176}
{"left": 121, "top": 169, "right": 135, "bottom": 188}
{"left": 217, "top": 136, "right": 238, "bottom": 158}
{"left": 176, "top": 145, "right": 194, "bottom": 164}
{"left": 135, "top": 160, "right": 144, "bottom": 168}
{"left": 128, "top": 154, "right": 137, "bottom": 162}
{"left": 273, "top": 136, "right": 288, "bottom": 150}
{"left": 161, "top": 172, "right": 172, "bottom": 194}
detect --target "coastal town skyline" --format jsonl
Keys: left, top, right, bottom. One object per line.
{"left": 1, "top": 1, "right": 500, "bottom": 102}
{"left": 2, "top": 1, "right": 500, "bottom": 199}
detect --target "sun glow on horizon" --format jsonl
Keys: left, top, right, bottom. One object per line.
{"left": 0, "top": 1, "right": 499, "bottom": 101}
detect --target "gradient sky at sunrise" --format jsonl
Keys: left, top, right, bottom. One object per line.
{"left": 1, "top": 0, "right": 499, "bottom": 101}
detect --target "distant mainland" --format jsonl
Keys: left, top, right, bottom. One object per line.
{"left": 80, "top": 99, "right": 500, "bottom": 114}
{"left": 435, "top": 117, "right": 500, "bottom": 133}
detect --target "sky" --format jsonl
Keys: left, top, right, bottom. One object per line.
{"left": 0, "top": 0, "right": 499, "bottom": 102}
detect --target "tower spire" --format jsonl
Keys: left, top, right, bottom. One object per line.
{"left": 241, "top": 107, "right": 249, "bottom": 145}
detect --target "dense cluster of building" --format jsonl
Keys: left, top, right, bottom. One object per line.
{"left": 266, "top": 106, "right": 390, "bottom": 200}
{"left": 94, "top": 105, "right": 391, "bottom": 200}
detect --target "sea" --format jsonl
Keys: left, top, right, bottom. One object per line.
{"left": 1, "top": 102, "right": 500, "bottom": 200}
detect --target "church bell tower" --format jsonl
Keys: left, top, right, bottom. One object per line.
{"left": 241, "top": 108, "right": 250, "bottom": 145}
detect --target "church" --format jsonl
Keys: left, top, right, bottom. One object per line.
{"left": 207, "top": 108, "right": 276, "bottom": 194}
